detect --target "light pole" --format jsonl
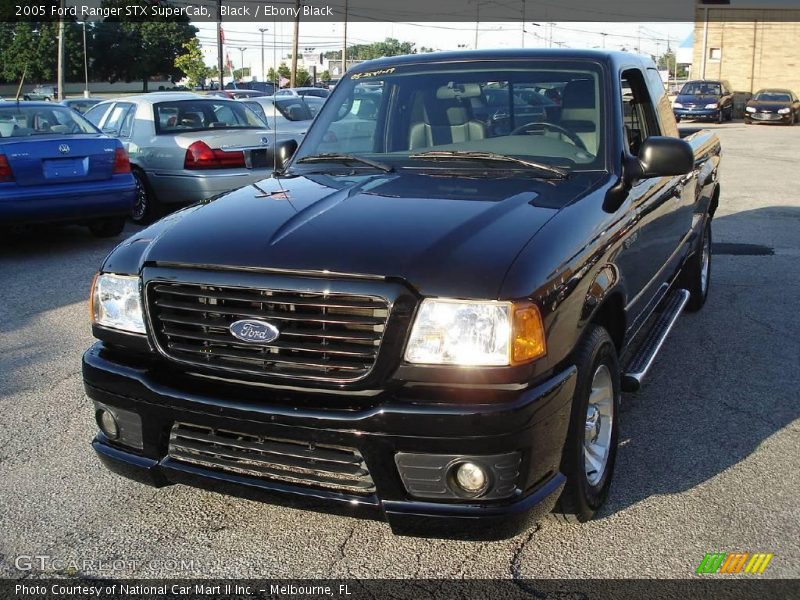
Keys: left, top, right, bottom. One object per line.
{"left": 258, "top": 28, "right": 268, "bottom": 83}
{"left": 81, "top": 20, "right": 89, "bottom": 97}
{"left": 237, "top": 47, "right": 247, "bottom": 81}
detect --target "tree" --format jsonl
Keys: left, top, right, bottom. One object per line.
{"left": 174, "top": 38, "right": 212, "bottom": 89}
{"left": 323, "top": 38, "right": 420, "bottom": 62}
{"left": 319, "top": 70, "right": 331, "bottom": 82}
{"left": 656, "top": 50, "right": 688, "bottom": 78}
{"left": 91, "top": 1, "right": 198, "bottom": 91}
{"left": 268, "top": 63, "right": 310, "bottom": 87}
{"left": 232, "top": 67, "right": 251, "bottom": 80}
{"left": 0, "top": 21, "right": 84, "bottom": 84}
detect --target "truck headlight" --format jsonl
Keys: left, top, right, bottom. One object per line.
{"left": 404, "top": 299, "right": 546, "bottom": 366}
{"left": 745, "top": 106, "right": 756, "bottom": 113}
{"left": 778, "top": 107, "right": 791, "bottom": 114}
{"left": 90, "top": 273, "right": 146, "bottom": 334}
{"left": 672, "top": 102, "right": 683, "bottom": 109}
{"left": 705, "top": 103, "right": 719, "bottom": 109}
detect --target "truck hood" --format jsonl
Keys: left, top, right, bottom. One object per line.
{"left": 129, "top": 171, "right": 600, "bottom": 298}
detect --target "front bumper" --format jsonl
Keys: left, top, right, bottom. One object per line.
{"left": 673, "top": 108, "right": 719, "bottom": 120}
{"left": 83, "top": 342, "right": 576, "bottom": 539}
{"left": 745, "top": 112, "right": 792, "bottom": 124}
{"left": 146, "top": 169, "right": 273, "bottom": 205}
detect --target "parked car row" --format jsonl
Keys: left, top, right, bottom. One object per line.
{"left": 673, "top": 79, "right": 799, "bottom": 126}
{"left": 0, "top": 84, "right": 339, "bottom": 235}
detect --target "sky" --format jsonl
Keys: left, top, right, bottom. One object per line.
{"left": 194, "top": 21, "right": 694, "bottom": 79}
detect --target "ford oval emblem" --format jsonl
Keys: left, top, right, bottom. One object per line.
{"left": 58, "top": 144, "right": 70, "bottom": 154}
{"left": 229, "top": 319, "right": 280, "bottom": 344}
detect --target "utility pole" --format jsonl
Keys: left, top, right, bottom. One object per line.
{"left": 259, "top": 28, "right": 268, "bottom": 82}
{"left": 216, "top": 0, "right": 224, "bottom": 89}
{"left": 81, "top": 20, "right": 89, "bottom": 98}
{"left": 290, "top": 0, "right": 300, "bottom": 87}
{"left": 57, "top": 0, "right": 65, "bottom": 100}
{"left": 237, "top": 47, "right": 247, "bottom": 80}
{"left": 520, "top": 0, "right": 525, "bottom": 48}
{"left": 341, "top": 0, "right": 348, "bottom": 77}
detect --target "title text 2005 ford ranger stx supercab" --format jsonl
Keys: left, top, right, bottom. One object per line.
{"left": 84, "top": 50, "right": 721, "bottom": 538}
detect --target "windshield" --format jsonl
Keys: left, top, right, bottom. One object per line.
{"left": 294, "top": 60, "right": 605, "bottom": 172}
{"left": 0, "top": 105, "right": 98, "bottom": 137}
{"left": 754, "top": 91, "right": 791, "bottom": 102}
{"left": 680, "top": 82, "right": 721, "bottom": 96}
{"left": 154, "top": 99, "right": 264, "bottom": 134}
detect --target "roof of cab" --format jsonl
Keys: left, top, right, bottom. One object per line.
{"left": 346, "top": 48, "right": 656, "bottom": 72}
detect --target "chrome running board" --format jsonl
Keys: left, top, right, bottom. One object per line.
{"left": 622, "top": 288, "right": 690, "bottom": 392}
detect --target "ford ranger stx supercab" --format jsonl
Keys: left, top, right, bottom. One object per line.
{"left": 84, "top": 50, "right": 721, "bottom": 538}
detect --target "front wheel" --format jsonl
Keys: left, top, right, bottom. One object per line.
{"left": 553, "top": 325, "right": 621, "bottom": 523}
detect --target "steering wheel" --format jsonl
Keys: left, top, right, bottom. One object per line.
{"left": 509, "top": 121, "right": 587, "bottom": 151}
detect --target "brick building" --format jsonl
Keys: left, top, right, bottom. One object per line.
{"left": 693, "top": 0, "right": 800, "bottom": 93}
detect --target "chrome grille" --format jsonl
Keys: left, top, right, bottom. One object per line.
{"left": 148, "top": 282, "right": 389, "bottom": 382}
{"left": 168, "top": 423, "right": 375, "bottom": 494}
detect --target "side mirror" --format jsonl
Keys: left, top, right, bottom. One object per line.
{"left": 604, "top": 136, "right": 694, "bottom": 212}
{"left": 636, "top": 136, "right": 694, "bottom": 178}
{"left": 271, "top": 138, "right": 298, "bottom": 171}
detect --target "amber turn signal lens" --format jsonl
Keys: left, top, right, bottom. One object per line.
{"left": 88, "top": 272, "right": 99, "bottom": 324}
{"left": 512, "top": 305, "right": 546, "bottom": 364}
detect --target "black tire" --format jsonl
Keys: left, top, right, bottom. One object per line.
{"left": 553, "top": 325, "right": 621, "bottom": 523}
{"left": 717, "top": 110, "right": 724, "bottom": 124}
{"left": 726, "top": 107, "right": 733, "bottom": 122}
{"left": 89, "top": 217, "right": 125, "bottom": 238}
{"left": 131, "top": 168, "right": 161, "bottom": 225}
{"left": 674, "top": 116, "right": 681, "bottom": 123}
{"left": 681, "top": 218, "right": 712, "bottom": 312}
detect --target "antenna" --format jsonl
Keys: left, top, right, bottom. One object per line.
{"left": 272, "top": 13, "right": 279, "bottom": 175}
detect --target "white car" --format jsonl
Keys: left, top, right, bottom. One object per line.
{"left": 239, "top": 96, "right": 325, "bottom": 145}
{"left": 274, "top": 87, "right": 330, "bottom": 99}
{"left": 84, "top": 93, "right": 286, "bottom": 223}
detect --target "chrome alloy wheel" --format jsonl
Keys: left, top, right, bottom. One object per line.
{"left": 584, "top": 364, "right": 615, "bottom": 486}
{"left": 700, "top": 228, "right": 711, "bottom": 296}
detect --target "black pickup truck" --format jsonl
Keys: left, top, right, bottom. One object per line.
{"left": 84, "top": 50, "right": 721, "bottom": 538}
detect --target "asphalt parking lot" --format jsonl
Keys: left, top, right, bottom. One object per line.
{"left": 0, "top": 121, "right": 798, "bottom": 581}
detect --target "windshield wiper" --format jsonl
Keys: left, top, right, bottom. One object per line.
{"left": 296, "top": 153, "right": 394, "bottom": 173}
{"left": 410, "top": 150, "right": 568, "bottom": 179}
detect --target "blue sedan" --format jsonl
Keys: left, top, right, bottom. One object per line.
{"left": 0, "top": 102, "right": 136, "bottom": 237}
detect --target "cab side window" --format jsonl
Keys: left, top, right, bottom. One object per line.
{"left": 621, "top": 69, "right": 660, "bottom": 157}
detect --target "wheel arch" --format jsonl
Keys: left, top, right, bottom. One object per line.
{"left": 579, "top": 265, "right": 627, "bottom": 354}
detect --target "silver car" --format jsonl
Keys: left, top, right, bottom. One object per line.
{"left": 239, "top": 96, "right": 325, "bottom": 145}
{"left": 84, "top": 92, "right": 280, "bottom": 223}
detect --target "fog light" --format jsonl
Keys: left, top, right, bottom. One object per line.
{"left": 454, "top": 462, "right": 488, "bottom": 495}
{"left": 97, "top": 409, "right": 119, "bottom": 440}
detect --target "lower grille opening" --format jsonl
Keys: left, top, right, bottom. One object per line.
{"left": 168, "top": 423, "right": 375, "bottom": 495}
